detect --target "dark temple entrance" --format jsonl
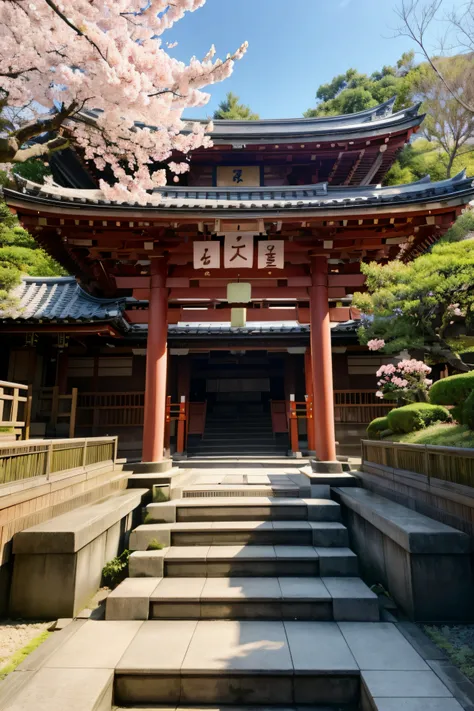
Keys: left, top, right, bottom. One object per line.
{"left": 187, "top": 351, "right": 292, "bottom": 457}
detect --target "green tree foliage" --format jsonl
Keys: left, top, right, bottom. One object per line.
{"left": 306, "top": 52, "right": 474, "bottom": 182}
{"left": 304, "top": 52, "right": 418, "bottom": 118}
{"left": 0, "top": 170, "right": 66, "bottom": 312}
{"left": 353, "top": 211, "right": 474, "bottom": 373}
{"left": 213, "top": 92, "right": 259, "bottom": 120}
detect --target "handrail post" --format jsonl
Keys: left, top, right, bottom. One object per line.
{"left": 164, "top": 395, "right": 171, "bottom": 458}
{"left": 176, "top": 396, "right": 186, "bottom": 455}
{"left": 69, "top": 388, "right": 78, "bottom": 438}
{"left": 82, "top": 439, "right": 88, "bottom": 469}
{"left": 113, "top": 436, "right": 118, "bottom": 466}
{"left": 289, "top": 396, "right": 299, "bottom": 456}
{"left": 45, "top": 441, "right": 52, "bottom": 480}
{"left": 305, "top": 394, "right": 315, "bottom": 452}
{"left": 24, "top": 385, "right": 33, "bottom": 440}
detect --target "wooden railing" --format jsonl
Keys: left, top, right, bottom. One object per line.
{"left": 334, "top": 390, "right": 393, "bottom": 424}
{"left": 0, "top": 380, "right": 30, "bottom": 436}
{"left": 0, "top": 436, "right": 118, "bottom": 485}
{"left": 271, "top": 398, "right": 314, "bottom": 454}
{"left": 37, "top": 386, "right": 78, "bottom": 437}
{"left": 362, "top": 439, "right": 474, "bottom": 489}
{"left": 77, "top": 391, "right": 145, "bottom": 427}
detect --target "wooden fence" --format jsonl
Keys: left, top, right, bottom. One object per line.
{"left": 0, "top": 436, "right": 118, "bottom": 485}
{"left": 0, "top": 380, "right": 30, "bottom": 436}
{"left": 361, "top": 439, "right": 474, "bottom": 488}
{"left": 334, "top": 390, "right": 393, "bottom": 424}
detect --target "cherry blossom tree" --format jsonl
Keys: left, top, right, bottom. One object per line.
{"left": 0, "top": 0, "right": 247, "bottom": 201}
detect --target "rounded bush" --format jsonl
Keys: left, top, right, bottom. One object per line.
{"left": 367, "top": 416, "right": 390, "bottom": 439}
{"left": 462, "top": 390, "right": 474, "bottom": 430}
{"left": 429, "top": 371, "right": 474, "bottom": 406}
{"left": 387, "top": 403, "right": 451, "bottom": 434}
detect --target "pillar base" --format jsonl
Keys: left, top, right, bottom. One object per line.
{"left": 310, "top": 460, "right": 344, "bottom": 474}
{"left": 132, "top": 459, "right": 173, "bottom": 475}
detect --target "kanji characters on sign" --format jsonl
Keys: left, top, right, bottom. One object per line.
{"left": 224, "top": 235, "right": 254, "bottom": 268}
{"left": 257, "top": 240, "right": 284, "bottom": 269}
{"left": 193, "top": 241, "right": 220, "bottom": 269}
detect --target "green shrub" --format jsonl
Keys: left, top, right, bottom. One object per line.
{"left": 102, "top": 550, "right": 130, "bottom": 588}
{"left": 367, "top": 417, "right": 390, "bottom": 439}
{"left": 451, "top": 405, "right": 464, "bottom": 423}
{"left": 462, "top": 391, "right": 474, "bottom": 430}
{"left": 147, "top": 539, "right": 164, "bottom": 551}
{"left": 429, "top": 372, "right": 474, "bottom": 406}
{"left": 387, "top": 403, "right": 451, "bottom": 434}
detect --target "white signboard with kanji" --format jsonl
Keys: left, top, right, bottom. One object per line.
{"left": 258, "top": 240, "right": 284, "bottom": 269}
{"left": 224, "top": 235, "right": 254, "bottom": 268}
{"left": 193, "top": 241, "right": 220, "bottom": 269}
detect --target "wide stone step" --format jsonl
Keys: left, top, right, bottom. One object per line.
{"left": 106, "top": 575, "right": 378, "bottom": 622}
{"left": 181, "top": 485, "right": 300, "bottom": 499}
{"left": 178, "top": 457, "right": 311, "bottom": 469}
{"left": 113, "top": 620, "right": 360, "bottom": 706}
{"left": 145, "top": 497, "right": 342, "bottom": 523}
{"left": 130, "top": 521, "right": 349, "bottom": 549}
{"left": 128, "top": 545, "right": 358, "bottom": 578}
{"left": 150, "top": 576, "right": 378, "bottom": 621}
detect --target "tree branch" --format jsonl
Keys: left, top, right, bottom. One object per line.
{"left": 43, "top": 0, "right": 108, "bottom": 62}
{"left": 11, "top": 135, "right": 70, "bottom": 162}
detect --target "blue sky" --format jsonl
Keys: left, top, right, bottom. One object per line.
{"left": 167, "top": 0, "right": 462, "bottom": 119}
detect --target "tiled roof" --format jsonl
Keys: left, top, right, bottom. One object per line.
{"left": 8, "top": 171, "right": 474, "bottom": 214}
{"left": 77, "top": 98, "right": 424, "bottom": 145}
{"left": 0, "top": 278, "right": 359, "bottom": 337}
{"left": 1, "top": 277, "right": 127, "bottom": 322}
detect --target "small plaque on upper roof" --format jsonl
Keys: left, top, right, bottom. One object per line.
{"left": 216, "top": 166, "right": 260, "bottom": 187}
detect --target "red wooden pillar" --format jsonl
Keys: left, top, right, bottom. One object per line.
{"left": 309, "top": 256, "right": 337, "bottom": 462}
{"left": 304, "top": 349, "right": 316, "bottom": 453}
{"left": 142, "top": 258, "right": 168, "bottom": 463}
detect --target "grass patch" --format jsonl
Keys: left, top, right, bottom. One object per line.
{"left": 387, "top": 423, "right": 474, "bottom": 448}
{"left": 424, "top": 625, "right": 474, "bottom": 680}
{"left": 0, "top": 630, "right": 50, "bottom": 680}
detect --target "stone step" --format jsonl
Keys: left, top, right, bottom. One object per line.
{"left": 114, "top": 706, "right": 358, "bottom": 711}
{"left": 176, "top": 457, "right": 311, "bottom": 469}
{"left": 145, "top": 497, "right": 342, "bottom": 523}
{"left": 128, "top": 545, "right": 359, "bottom": 578}
{"left": 181, "top": 485, "right": 300, "bottom": 499}
{"left": 106, "top": 575, "right": 379, "bottom": 622}
{"left": 150, "top": 576, "right": 378, "bottom": 621}
{"left": 130, "top": 521, "right": 349, "bottom": 549}
{"left": 113, "top": 620, "right": 360, "bottom": 706}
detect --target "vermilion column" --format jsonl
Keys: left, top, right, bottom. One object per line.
{"left": 142, "top": 258, "right": 168, "bottom": 463}
{"left": 309, "top": 256, "right": 337, "bottom": 461}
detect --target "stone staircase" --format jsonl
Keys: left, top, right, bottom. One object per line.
{"left": 107, "top": 485, "right": 380, "bottom": 708}
{"left": 187, "top": 407, "right": 289, "bottom": 458}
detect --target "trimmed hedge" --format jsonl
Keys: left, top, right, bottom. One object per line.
{"left": 387, "top": 403, "right": 451, "bottom": 434}
{"left": 367, "top": 416, "right": 390, "bottom": 439}
{"left": 429, "top": 371, "right": 474, "bottom": 406}
{"left": 462, "top": 391, "right": 474, "bottom": 430}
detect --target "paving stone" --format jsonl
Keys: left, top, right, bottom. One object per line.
{"left": 206, "top": 545, "right": 276, "bottom": 559}
{"left": 284, "top": 621, "right": 359, "bottom": 672}
{"left": 129, "top": 550, "right": 166, "bottom": 577}
{"left": 371, "top": 700, "right": 463, "bottom": 710}
{"left": 273, "top": 546, "right": 318, "bottom": 559}
{"left": 338, "top": 622, "right": 429, "bottom": 671}
{"left": 201, "top": 577, "right": 282, "bottom": 600}
{"left": 310, "top": 522, "right": 349, "bottom": 547}
{"left": 278, "top": 577, "right": 331, "bottom": 600}
{"left": 362, "top": 670, "right": 452, "bottom": 697}
{"left": 165, "top": 546, "right": 210, "bottom": 560}
{"left": 0, "top": 668, "right": 113, "bottom": 711}
{"left": 129, "top": 525, "right": 171, "bottom": 551}
{"left": 106, "top": 578, "right": 160, "bottom": 620}
{"left": 151, "top": 577, "right": 206, "bottom": 601}
{"left": 116, "top": 620, "right": 198, "bottom": 672}
{"left": 315, "top": 548, "right": 359, "bottom": 576}
{"left": 44, "top": 620, "right": 143, "bottom": 669}
{"left": 323, "top": 577, "right": 379, "bottom": 621}
{"left": 182, "top": 620, "right": 293, "bottom": 672}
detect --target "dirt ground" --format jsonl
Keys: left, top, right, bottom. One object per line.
{"left": 0, "top": 620, "right": 51, "bottom": 668}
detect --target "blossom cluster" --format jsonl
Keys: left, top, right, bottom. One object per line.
{"left": 375, "top": 359, "right": 432, "bottom": 401}
{"left": 0, "top": 0, "right": 247, "bottom": 202}
{"left": 367, "top": 339, "right": 385, "bottom": 351}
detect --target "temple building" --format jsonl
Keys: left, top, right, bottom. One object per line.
{"left": 1, "top": 98, "right": 474, "bottom": 468}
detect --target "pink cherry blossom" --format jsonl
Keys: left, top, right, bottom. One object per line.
{"left": 368, "top": 338, "right": 385, "bottom": 351}
{"left": 0, "top": 0, "right": 248, "bottom": 201}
